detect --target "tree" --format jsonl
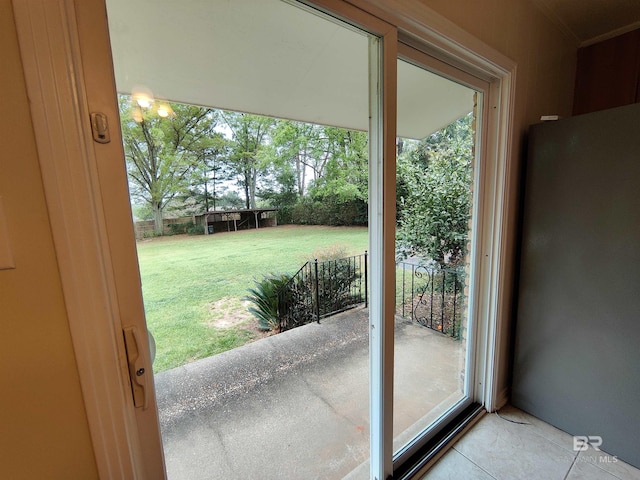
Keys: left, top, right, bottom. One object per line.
{"left": 259, "top": 121, "right": 370, "bottom": 226}
{"left": 217, "top": 191, "right": 245, "bottom": 210}
{"left": 305, "top": 128, "right": 369, "bottom": 225}
{"left": 180, "top": 135, "right": 230, "bottom": 213}
{"left": 263, "top": 120, "right": 319, "bottom": 197}
{"left": 310, "top": 127, "right": 368, "bottom": 201}
{"left": 222, "top": 111, "right": 274, "bottom": 209}
{"left": 396, "top": 114, "right": 474, "bottom": 266}
{"left": 259, "top": 120, "right": 335, "bottom": 220}
{"left": 267, "top": 122, "right": 368, "bottom": 195}
{"left": 119, "top": 95, "right": 218, "bottom": 234}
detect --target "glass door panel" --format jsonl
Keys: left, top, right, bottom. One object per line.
{"left": 393, "top": 54, "right": 481, "bottom": 454}
{"left": 105, "top": 0, "right": 382, "bottom": 477}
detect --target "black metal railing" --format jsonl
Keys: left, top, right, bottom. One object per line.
{"left": 396, "top": 261, "right": 465, "bottom": 339}
{"left": 277, "top": 252, "right": 368, "bottom": 332}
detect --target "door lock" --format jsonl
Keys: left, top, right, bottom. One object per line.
{"left": 90, "top": 112, "right": 110, "bottom": 144}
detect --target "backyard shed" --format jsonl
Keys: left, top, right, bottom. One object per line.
{"left": 195, "top": 208, "right": 278, "bottom": 234}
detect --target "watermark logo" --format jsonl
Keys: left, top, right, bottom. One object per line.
{"left": 568, "top": 435, "right": 619, "bottom": 464}
{"left": 573, "top": 435, "right": 602, "bottom": 452}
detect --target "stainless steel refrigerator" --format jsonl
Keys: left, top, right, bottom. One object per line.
{"left": 512, "top": 103, "right": 640, "bottom": 468}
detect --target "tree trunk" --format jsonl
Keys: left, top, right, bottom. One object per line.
{"left": 249, "top": 168, "right": 257, "bottom": 209}
{"left": 297, "top": 151, "right": 306, "bottom": 196}
{"left": 204, "top": 174, "right": 209, "bottom": 212}
{"left": 244, "top": 182, "right": 251, "bottom": 209}
{"left": 152, "top": 202, "right": 163, "bottom": 235}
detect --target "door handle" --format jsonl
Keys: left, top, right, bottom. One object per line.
{"left": 123, "top": 326, "right": 149, "bottom": 409}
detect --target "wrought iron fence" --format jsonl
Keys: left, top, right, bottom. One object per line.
{"left": 396, "top": 261, "right": 465, "bottom": 339}
{"left": 277, "top": 252, "right": 368, "bottom": 332}
{"left": 275, "top": 253, "right": 464, "bottom": 338}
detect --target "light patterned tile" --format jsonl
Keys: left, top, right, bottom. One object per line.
{"left": 497, "top": 405, "right": 575, "bottom": 452}
{"left": 452, "top": 412, "right": 575, "bottom": 480}
{"left": 566, "top": 458, "right": 623, "bottom": 480}
{"left": 577, "top": 445, "right": 640, "bottom": 480}
{"left": 422, "top": 449, "right": 495, "bottom": 480}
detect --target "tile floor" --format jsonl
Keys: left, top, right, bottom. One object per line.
{"left": 421, "top": 405, "right": 640, "bottom": 480}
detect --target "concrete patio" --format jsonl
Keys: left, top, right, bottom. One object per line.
{"left": 154, "top": 308, "right": 464, "bottom": 480}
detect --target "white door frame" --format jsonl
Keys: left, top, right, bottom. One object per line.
{"left": 12, "top": 0, "right": 164, "bottom": 478}
{"left": 13, "top": 0, "right": 515, "bottom": 478}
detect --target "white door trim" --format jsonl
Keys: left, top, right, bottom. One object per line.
{"left": 12, "top": 1, "right": 152, "bottom": 478}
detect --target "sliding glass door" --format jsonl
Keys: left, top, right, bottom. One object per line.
{"left": 87, "top": 0, "right": 500, "bottom": 476}
{"left": 104, "top": 0, "right": 396, "bottom": 478}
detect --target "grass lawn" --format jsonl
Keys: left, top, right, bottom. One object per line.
{"left": 137, "top": 225, "right": 368, "bottom": 372}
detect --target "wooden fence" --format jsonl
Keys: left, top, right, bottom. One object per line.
{"left": 134, "top": 216, "right": 194, "bottom": 239}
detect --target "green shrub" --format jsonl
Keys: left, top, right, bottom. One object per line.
{"left": 309, "top": 244, "right": 350, "bottom": 262}
{"left": 297, "top": 245, "right": 364, "bottom": 319}
{"left": 167, "top": 223, "right": 190, "bottom": 235}
{"left": 286, "top": 196, "right": 367, "bottom": 226}
{"left": 245, "top": 246, "right": 365, "bottom": 333}
{"left": 314, "top": 257, "right": 361, "bottom": 315}
{"left": 187, "top": 224, "right": 205, "bottom": 235}
{"left": 244, "top": 273, "right": 292, "bottom": 331}
{"left": 142, "top": 230, "right": 161, "bottom": 239}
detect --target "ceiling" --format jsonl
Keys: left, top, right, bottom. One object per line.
{"left": 105, "top": 0, "right": 474, "bottom": 140}
{"left": 105, "top": 0, "right": 640, "bottom": 137}
{"left": 533, "top": 0, "right": 640, "bottom": 45}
